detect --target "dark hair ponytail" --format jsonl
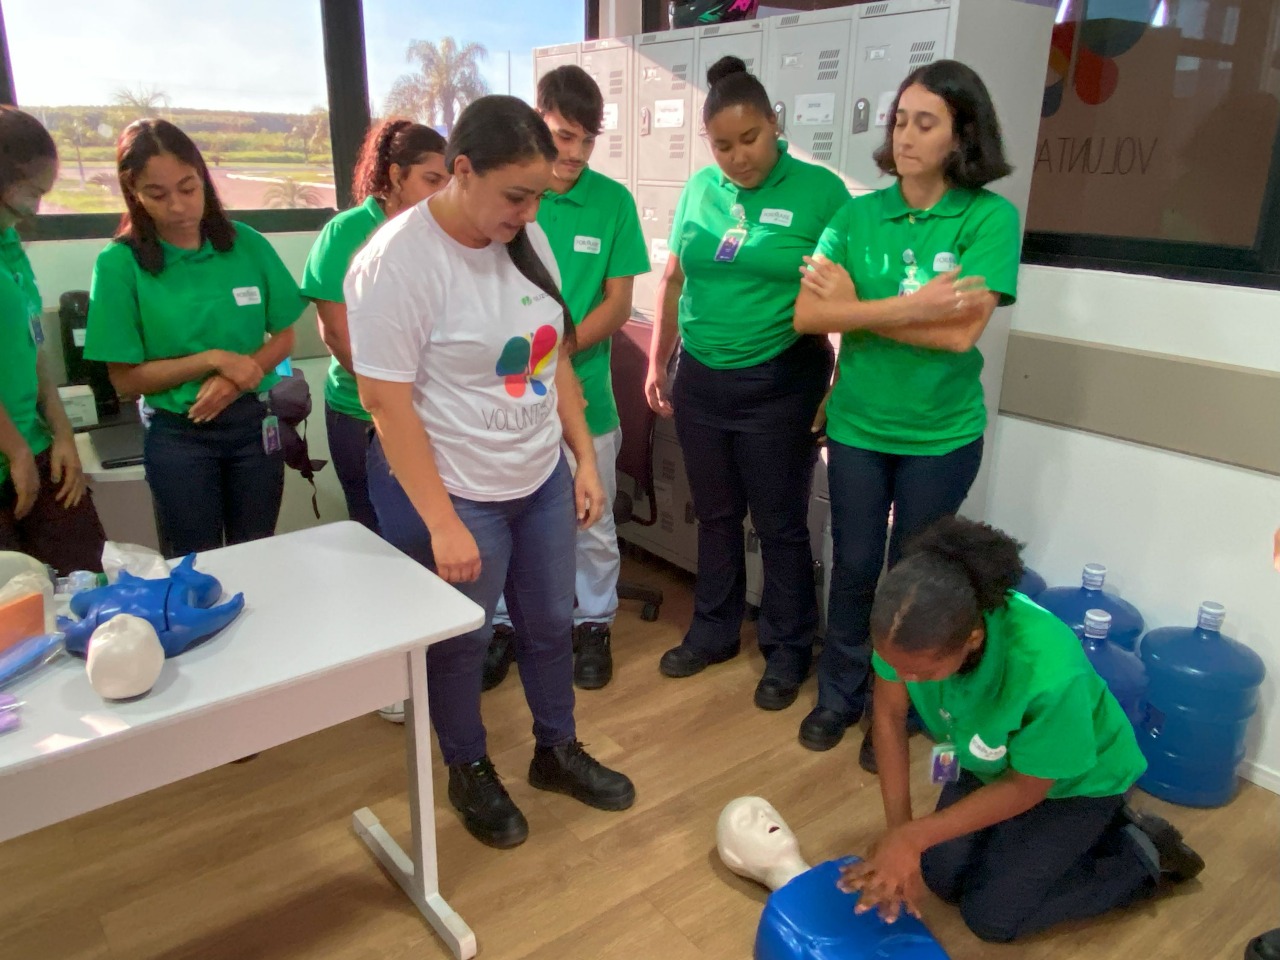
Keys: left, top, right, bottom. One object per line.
{"left": 870, "top": 517, "right": 1025, "bottom": 656}
{"left": 446, "top": 95, "right": 574, "bottom": 350}
{"left": 702, "top": 55, "right": 774, "bottom": 128}
{"left": 351, "top": 118, "right": 447, "bottom": 205}
{"left": 0, "top": 106, "right": 58, "bottom": 199}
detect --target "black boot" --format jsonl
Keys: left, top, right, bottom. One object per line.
{"left": 799, "top": 706, "right": 851, "bottom": 752}
{"left": 482, "top": 624, "right": 516, "bottom": 691}
{"left": 447, "top": 756, "right": 528, "bottom": 849}
{"left": 574, "top": 622, "right": 613, "bottom": 690}
{"left": 1122, "top": 807, "right": 1205, "bottom": 883}
{"left": 528, "top": 740, "right": 635, "bottom": 811}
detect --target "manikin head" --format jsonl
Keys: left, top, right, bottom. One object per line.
{"left": 717, "top": 796, "right": 810, "bottom": 891}
{"left": 86, "top": 614, "right": 165, "bottom": 700}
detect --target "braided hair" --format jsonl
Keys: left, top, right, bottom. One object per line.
{"left": 351, "top": 118, "right": 446, "bottom": 206}
{"left": 870, "top": 517, "right": 1025, "bottom": 656}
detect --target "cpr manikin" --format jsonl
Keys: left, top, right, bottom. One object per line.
{"left": 85, "top": 614, "right": 165, "bottom": 700}
{"left": 716, "top": 797, "right": 950, "bottom": 960}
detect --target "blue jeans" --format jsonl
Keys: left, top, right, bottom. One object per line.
{"left": 325, "top": 403, "right": 379, "bottom": 533}
{"left": 367, "top": 438, "right": 577, "bottom": 766}
{"left": 144, "top": 394, "right": 284, "bottom": 558}
{"left": 818, "top": 437, "right": 984, "bottom": 720}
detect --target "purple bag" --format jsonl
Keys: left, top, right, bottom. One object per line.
{"left": 268, "top": 369, "right": 327, "bottom": 517}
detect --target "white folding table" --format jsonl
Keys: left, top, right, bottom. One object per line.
{"left": 0, "top": 521, "right": 485, "bottom": 958}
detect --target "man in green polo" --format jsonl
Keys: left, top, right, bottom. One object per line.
{"left": 484, "top": 65, "right": 649, "bottom": 692}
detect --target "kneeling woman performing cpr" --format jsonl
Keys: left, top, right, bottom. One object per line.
{"left": 842, "top": 517, "right": 1203, "bottom": 943}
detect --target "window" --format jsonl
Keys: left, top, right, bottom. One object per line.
{"left": 1024, "top": 0, "right": 1280, "bottom": 285}
{"left": 3, "top": 0, "right": 334, "bottom": 218}
{"left": 362, "top": 0, "right": 584, "bottom": 128}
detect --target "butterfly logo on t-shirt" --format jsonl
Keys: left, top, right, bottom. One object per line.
{"left": 496, "top": 325, "right": 558, "bottom": 398}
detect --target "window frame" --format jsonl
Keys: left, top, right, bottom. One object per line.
{"left": 0, "top": 0, "right": 376, "bottom": 241}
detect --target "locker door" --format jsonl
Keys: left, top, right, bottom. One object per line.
{"left": 764, "top": 10, "right": 855, "bottom": 177}
{"left": 692, "top": 21, "right": 766, "bottom": 173}
{"left": 631, "top": 183, "right": 684, "bottom": 318}
{"left": 581, "top": 39, "right": 632, "bottom": 185}
{"left": 635, "top": 32, "right": 697, "bottom": 185}
{"left": 845, "top": 6, "right": 950, "bottom": 192}
{"left": 533, "top": 43, "right": 581, "bottom": 88}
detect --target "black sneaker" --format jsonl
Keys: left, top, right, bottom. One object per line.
{"left": 574, "top": 622, "right": 613, "bottom": 690}
{"left": 528, "top": 740, "right": 635, "bottom": 811}
{"left": 447, "top": 756, "right": 529, "bottom": 849}
{"left": 482, "top": 624, "right": 516, "bottom": 691}
{"left": 1122, "top": 807, "right": 1205, "bottom": 883}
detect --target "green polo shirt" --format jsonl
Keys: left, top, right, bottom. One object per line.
{"left": 85, "top": 223, "right": 305, "bottom": 415}
{"left": 538, "top": 168, "right": 649, "bottom": 436}
{"left": 873, "top": 592, "right": 1146, "bottom": 801}
{"left": 817, "top": 182, "right": 1022, "bottom": 456}
{"left": 300, "top": 196, "right": 386, "bottom": 421}
{"left": 670, "top": 141, "right": 850, "bottom": 369}
{"left": 0, "top": 228, "right": 51, "bottom": 484}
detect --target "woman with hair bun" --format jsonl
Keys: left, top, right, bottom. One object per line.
{"left": 646, "top": 56, "right": 849, "bottom": 711}
{"left": 841, "top": 516, "right": 1203, "bottom": 943}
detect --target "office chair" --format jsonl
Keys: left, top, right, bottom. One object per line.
{"left": 609, "top": 316, "right": 665, "bottom": 622}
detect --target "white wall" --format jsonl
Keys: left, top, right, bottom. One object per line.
{"left": 986, "top": 265, "right": 1280, "bottom": 795}
{"left": 24, "top": 233, "right": 353, "bottom": 536}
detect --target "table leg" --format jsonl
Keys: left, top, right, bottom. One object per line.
{"left": 353, "top": 648, "right": 477, "bottom": 959}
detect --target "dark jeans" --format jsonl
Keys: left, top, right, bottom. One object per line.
{"left": 0, "top": 447, "right": 106, "bottom": 574}
{"left": 672, "top": 336, "right": 832, "bottom": 682}
{"left": 144, "top": 394, "right": 284, "bottom": 558}
{"left": 324, "top": 403, "right": 378, "bottom": 533}
{"left": 367, "top": 438, "right": 576, "bottom": 766}
{"left": 922, "top": 771, "right": 1156, "bottom": 943}
{"left": 818, "top": 437, "right": 983, "bottom": 720}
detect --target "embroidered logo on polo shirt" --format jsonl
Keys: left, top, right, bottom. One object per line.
{"left": 496, "top": 324, "right": 558, "bottom": 399}
{"left": 760, "top": 208, "right": 794, "bottom": 227}
{"left": 969, "top": 733, "right": 1008, "bottom": 762}
{"left": 574, "top": 236, "right": 602, "bottom": 254}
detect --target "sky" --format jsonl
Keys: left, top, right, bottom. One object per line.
{"left": 5, "top": 0, "right": 584, "bottom": 113}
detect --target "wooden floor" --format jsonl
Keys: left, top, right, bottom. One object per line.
{"left": 1, "top": 555, "right": 1276, "bottom": 960}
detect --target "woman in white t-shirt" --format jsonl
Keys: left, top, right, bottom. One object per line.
{"left": 346, "top": 95, "right": 634, "bottom": 850}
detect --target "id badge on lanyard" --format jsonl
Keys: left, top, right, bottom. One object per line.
{"left": 714, "top": 203, "right": 749, "bottom": 263}
{"left": 930, "top": 703, "right": 960, "bottom": 784}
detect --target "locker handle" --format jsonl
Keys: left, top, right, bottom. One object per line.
{"left": 773, "top": 101, "right": 786, "bottom": 135}
{"left": 684, "top": 502, "right": 696, "bottom": 525}
{"left": 640, "top": 106, "right": 652, "bottom": 137}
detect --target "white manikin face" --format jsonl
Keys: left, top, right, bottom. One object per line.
{"left": 717, "top": 796, "right": 805, "bottom": 886}
{"left": 86, "top": 614, "right": 165, "bottom": 700}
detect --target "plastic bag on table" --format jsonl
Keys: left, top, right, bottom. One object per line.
{"left": 0, "top": 632, "right": 65, "bottom": 690}
{"left": 102, "top": 541, "right": 170, "bottom": 583}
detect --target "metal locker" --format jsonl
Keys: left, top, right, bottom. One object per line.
{"left": 634, "top": 29, "right": 698, "bottom": 185}
{"left": 631, "top": 182, "right": 684, "bottom": 318}
{"left": 764, "top": 9, "right": 856, "bottom": 178}
{"left": 581, "top": 38, "right": 633, "bottom": 185}
{"left": 692, "top": 20, "right": 767, "bottom": 174}
{"left": 845, "top": 2, "right": 951, "bottom": 193}
{"left": 652, "top": 434, "right": 699, "bottom": 571}
{"left": 533, "top": 42, "right": 581, "bottom": 87}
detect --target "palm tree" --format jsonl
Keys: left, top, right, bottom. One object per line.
{"left": 262, "top": 178, "right": 322, "bottom": 209}
{"left": 383, "top": 37, "right": 489, "bottom": 131}
{"left": 112, "top": 84, "right": 169, "bottom": 116}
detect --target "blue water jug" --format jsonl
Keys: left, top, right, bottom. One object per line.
{"left": 1137, "top": 602, "right": 1267, "bottom": 808}
{"left": 1082, "top": 609, "right": 1147, "bottom": 726}
{"left": 1017, "top": 567, "right": 1047, "bottom": 600}
{"left": 1038, "top": 564, "right": 1145, "bottom": 650}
